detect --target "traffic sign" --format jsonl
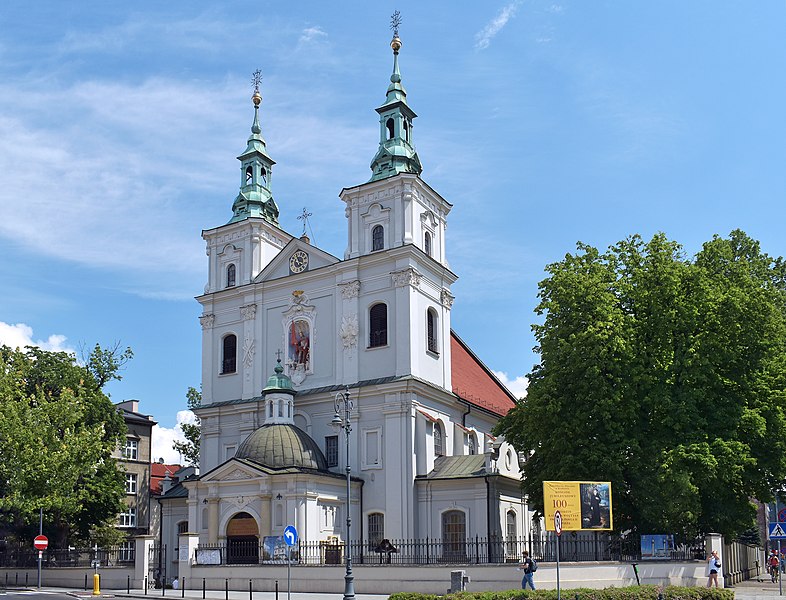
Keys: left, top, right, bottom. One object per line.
{"left": 283, "top": 525, "right": 298, "bottom": 546}
{"left": 33, "top": 535, "right": 48, "bottom": 550}
{"left": 778, "top": 508, "right": 786, "bottom": 522}
{"left": 554, "top": 511, "right": 563, "bottom": 536}
{"left": 769, "top": 523, "right": 786, "bottom": 540}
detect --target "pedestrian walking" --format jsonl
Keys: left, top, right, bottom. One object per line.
{"left": 519, "top": 550, "right": 537, "bottom": 590}
{"left": 706, "top": 550, "right": 721, "bottom": 588}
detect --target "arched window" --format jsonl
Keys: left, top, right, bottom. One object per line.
{"left": 386, "top": 118, "right": 395, "bottom": 140}
{"left": 261, "top": 166, "right": 267, "bottom": 185}
{"left": 442, "top": 510, "right": 466, "bottom": 560}
{"left": 506, "top": 510, "right": 517, "bottom": 556}
{"left": 424, "top": 231, "right": 432, "bottom": 256}
{"left": 368, "top": 512, "right": 385, "bottom": 550}
{"left": 226, "top": 263, "right": 236, "bottom": 288}
{"left": 427, "top": 309, "right": 438, "bottom": 354}
{"left": 434, "top": 421, "right": 444, "bottom": 457}
{"left": 372, "top": 225, "right": 384, "bottom": 251}
{"left": 403, "top": 119, "right": 410, "bottom": 142}
{"left": 222, "top": 334, "right": 237, "bottom": 374}
{"left": 369, "top": 303, "right": 388, "bottom": 348}
{"left": 245, "top": 166, "right": 253, "bottom": 185}
{"left": 177, "top": 521, "right": 189, "bottom": 535}
{"left": 468, "top": 432, "right": 477, "bottom": 455}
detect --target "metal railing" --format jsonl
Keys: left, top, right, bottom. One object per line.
{"left": 0, "top": 545, "right": 134, "bottom": 569}
{"left": 193, "top": 533, "right": 706, "bottom": 567}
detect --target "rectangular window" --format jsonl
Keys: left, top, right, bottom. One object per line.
{"left": 325, "top": 436, "right": 338, "bottom": 468}
{"left": 119, "top": 507, "right": 136, "bottom": 528}
{"left": 362, "top": 428, "right": 382, "bottom": 469}
{"left": 123, "top": 439, "right": 139, "bottom": 460}
{"left": 178, "top": 521, "right": 189, "bottom": 535}
{"left": 125, "top": 473, "right": 137, "bottom": 495}
{"left": 368, "top": 513, "right": 384, "bottom": 549}
{"left": 225, "top": 445, "right": 237, "bottom": 461}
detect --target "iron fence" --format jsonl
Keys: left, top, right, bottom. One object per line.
{"left": 0, "top": 545, "right": 134, "bottom": 569}
{"left": 194, "top": 533, "right": 706, "bottom": 567}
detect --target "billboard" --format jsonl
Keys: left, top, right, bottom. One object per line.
{"left": 543, "top": 481, "right": 613, "bottom": 531}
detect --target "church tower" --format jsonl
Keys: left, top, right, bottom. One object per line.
{"left": 201, "top": 74, "right": 292, "bottom": 294}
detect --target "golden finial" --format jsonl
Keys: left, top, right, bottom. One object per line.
{"left": 390, "top": 10, "right": 402, "bottom": 52}
{"left": 251, "top": 69, "right": 262, "bottom": 107}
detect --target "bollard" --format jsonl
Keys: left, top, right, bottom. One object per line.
{"left": 128, "top": 575, "right": 131, "bottom": 594}
{"left": 202, "top": 578, "right": 206, "bottom": 600}
{"left": 249, "top": 578, "right": 252, "bottom": 600}
{"left": 145, "top": 576, "right": 148, "bottom": 595}
{"left": 275, "top": 580, "right": 279, "bottom": 600}
{"left": 631, "top": 562, "right": 641, "bottom": 586}
{"left": 225, "top": 578, "right": 229, "bottom": 600}
{"left": 85, "top": 573, "right": 88, "bottom": 590}
{"left": 182, "top": 577, "right": 186, "bottom": 598}
{"left": 25, "top": 573, "right": 28, "bottom": 586}
{"left": 15, "top": 573, "right": 18, "bottom": 585}
{"left": 93, "top": 573, "right": 100, "bottom": 596}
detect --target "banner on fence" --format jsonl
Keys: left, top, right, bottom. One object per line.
{"left": 543, "top": 481, "right": 613, "bottom": 531}
{"left": 641, "top": 534, "right": 674, "bottom": 559}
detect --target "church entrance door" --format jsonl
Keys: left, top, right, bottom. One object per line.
{"left": 226, "top": 512, "right": 259, "bottom": 564}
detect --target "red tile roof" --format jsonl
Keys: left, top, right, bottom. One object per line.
{"left": 450, "top": 331, "right": 517, "bottom": 417}
{"left": 150, "top": 462, "right": 182, "bottom": 494}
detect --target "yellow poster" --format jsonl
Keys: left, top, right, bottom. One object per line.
{"left": 543, "top": 481, "right": 613, "bottom": 531}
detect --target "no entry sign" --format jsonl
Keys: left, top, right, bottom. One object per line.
{"left": 33, "top": 535, "right": 48, "bottom": 551}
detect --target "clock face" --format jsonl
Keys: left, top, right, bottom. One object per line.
{"left": 289, "top": 250, "right": 309, "bottom": 274}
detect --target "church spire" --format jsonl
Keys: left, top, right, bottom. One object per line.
{"left": 229, "top": 70, "right": 280, "bottom": 225}
{"left": 369, "top": 12, "right": 423, "bottom": 182}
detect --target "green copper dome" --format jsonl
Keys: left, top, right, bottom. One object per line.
{"left": 263, "top": 361, "right": 296, "bottom": 395}
{"left": 235, "top": 424, "right": 328, "bottom": 471}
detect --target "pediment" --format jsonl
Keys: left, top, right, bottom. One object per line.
{"left": 253, "top": 238, "right": 340, "bottom": 283}
{"left": 199, "top": 458, "right": 265, "bottom": 483}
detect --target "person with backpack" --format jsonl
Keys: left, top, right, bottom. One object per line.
{"left": 519, "top": 550, "right": 537, "bottom": 590}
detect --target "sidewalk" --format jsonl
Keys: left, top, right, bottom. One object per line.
{"left": 728, "top": 577, "right": 786, "bottom": 600}
{"left": 38, "top": 587, "right": 390, "bottom": 600}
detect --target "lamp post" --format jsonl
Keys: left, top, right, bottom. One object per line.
{"left": 331, "top": 387, "right": 355, "bottom": 600}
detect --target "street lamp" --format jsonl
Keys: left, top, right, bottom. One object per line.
{"left": 331, "top": 387, "right": 355, "bottom": 600}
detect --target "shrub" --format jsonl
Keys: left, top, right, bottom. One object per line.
{"left": 388, "top": 585, "right": 734, "bottom": 600}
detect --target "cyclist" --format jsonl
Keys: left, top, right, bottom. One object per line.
{"left": 769, "top": 550, "right": 780, "bottom": 583}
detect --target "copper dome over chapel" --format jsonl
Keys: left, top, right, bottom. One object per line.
{"left": 235, "top": 423, "right": 328, "bottom": 471}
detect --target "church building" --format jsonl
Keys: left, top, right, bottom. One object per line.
{"left": 163, "top": 26, "right": 530, "bottom": 570}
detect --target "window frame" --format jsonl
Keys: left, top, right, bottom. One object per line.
{"left": 221, "top": 334, "right": 238, "bottom": 374}
{"left": 123, "top": 439, "right": 139, "bottom": 460}
{"left": 368, "top": 303, "right": 388, "bottom": 348}
{"left": 118, "top": 507, "right": 137, "bottom": 528}
{"left": 226, "top": 263, "right": 236, "bottom": 288}
{"left": 368, "top": 512, "right": 385, "bottom": 550}
{"left": 433, "top": 421, "right": 445, "bottom": 457}
{"left": 426, "top": 308, "right": 438, "bottom": 354}
{"left": 325, "top": 435, "right": 339, "bottom": 468}
{"left": 371, "top": 225, "right": 384, "bottom": 252}
{"left": 125, "top": 473, "right": 138, "bottom": 495}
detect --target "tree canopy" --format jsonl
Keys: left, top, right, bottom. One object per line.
{"left": 173, "top": 386, "right": 201, "bottom": 467}
{"left": 495, "top": 230, "right": 786, "bottom": 538}
{"left": 0, "top": 344, "right": 131, "bottom": 546}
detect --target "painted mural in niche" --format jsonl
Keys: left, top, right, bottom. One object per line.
{"left": 287, "top": 319, "right": 310, "bottom": 384}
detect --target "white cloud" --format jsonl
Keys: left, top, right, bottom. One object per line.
{"left": 493, "top": 370, "right": 529, "bottom": 399}
{"left": 475, "top": 1, "right": 522, "bottom": 50}
{"left": 0, "top": 321, "right": 74, "bottom": 353}
{"left": 151, "top": 410, "right": 197, "bottom": 465}
{"left": 299, "top": 26, "right": 327, "bottom": 45}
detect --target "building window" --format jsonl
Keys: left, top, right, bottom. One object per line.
{"left": 225, "top": 445, "right": 237, "bottom": 461}
{"left": 222, "top": 334, "right": 237, "bottom": 374}
{"left": 386, "top": 118, "right": 394, "bottom": 140}
{"left": 506, "top": 510, "right": 517, "bottom": 556}
{"left": 119, "top": 507, "right": 136, "bottom": 528}
{"left": 468, "top": 432, "right": 477, "bottom": 456}
{"left": 427, "top": 309, "right": 438, "bottom": 354}
{"left": 123, "top": 439, "right": 138, "bottom": 460}
{"left": 245, "top": 165, "right": 253, "bottom": 185}
{"left": 325, "top": 435, "right": 338, "bottom": 468}
{"left": 424, "top": 231, "right": 432, "bottom": 256}
{"left": 362, "top": 428, "right": 381, "bottom": 469}
{"left": 226, "top": 263, "right": 236, "bottom": 288}
{"left": 368, "top": 513, "right": 384, "bottom": 549}
{"left": 125, "top": 473, "right": 137, "bottom": 495}
{"left": 177, "top": 521, "right": 188, "bottom": 535}
{"left": 369, "top": 303, "right": 388, "bottom": 348}
{"left": 442, "top": 510, "right": 466, "bottom": 560}
{"left": 119, "top": 540, "right": 135, "bottom": 562}
{"left": 371, "top": 225, "right": 384, "bottom": 251}
{"left": 434, "top": 422, "right": 444, "bottom": 457}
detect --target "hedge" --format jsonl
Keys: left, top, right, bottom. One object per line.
{"left": 388, "top": 584, "right": 734, "bottom": 600}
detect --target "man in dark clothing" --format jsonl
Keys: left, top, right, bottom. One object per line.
{"left": 519, "top": 551, "right": 536, "bottom": 590}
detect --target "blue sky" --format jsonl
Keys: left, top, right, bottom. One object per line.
{"left": 1, "top": 2, "right": 785, "bottom": 462}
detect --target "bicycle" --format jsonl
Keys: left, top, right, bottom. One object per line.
{"left": 770, "top": 563, "right": 780, "bottom": 583}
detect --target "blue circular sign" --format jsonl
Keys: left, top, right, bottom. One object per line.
{"left": 283, "top": 525, "right": 298, "bottom": 546}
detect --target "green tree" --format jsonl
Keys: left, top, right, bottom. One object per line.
{"left": 495, "top": 230, "right": 786, "bottom": 539}
{"left": 0, "top": 344, "right": 131, "bottom": 547}
{"left": 173, "top": 387, "right": 201, "bottom": 466}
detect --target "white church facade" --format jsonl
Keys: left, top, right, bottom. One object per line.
{"left": 159, "top": 28, "right": 532, "bottom": 573}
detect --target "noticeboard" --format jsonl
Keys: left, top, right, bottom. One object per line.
{"left": 543, "top": 481, "right": 613, "bottom": 531}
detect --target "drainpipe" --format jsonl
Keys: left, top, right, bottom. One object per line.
{"left": 157, "top": 496, "right": 163, "bottom": 585}
{"left": 461, "top": 403, "right": 470, "bottom": 428}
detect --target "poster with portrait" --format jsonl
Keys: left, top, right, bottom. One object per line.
{"left": 288, "top": 319, "right": 310, "bottom": 371}
{"left": 543, "top": 481, "right": 613, "bottom": 531}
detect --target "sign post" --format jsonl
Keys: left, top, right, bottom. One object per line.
{"left": 33, "top": 534, "right": 48, "bottom": 589}
{"left": 555, "top": 511, "right": 562, "bottom": 600}
{"left": 283, "top": 526, "right": 298, "bottom": 600}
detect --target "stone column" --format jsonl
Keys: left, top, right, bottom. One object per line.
{"left": 705, "top": 533, "right": 725, "bottom": 587}
{"left": 208, "top": 499, "right": 220, "bottom": 544}
{"left": 133, "top": 536, "right": 156, "bottom": 589}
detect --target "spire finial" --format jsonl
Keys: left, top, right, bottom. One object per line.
{"left": 274, "top": 349, "right": 284, "bottom": 374}
{"left": 297, "top": 207, "right": 313, "bottom": 238}
{"left": 251, "top": 69, "right": 262, "bottom": 106}
{"left": 390, "top": 11, "right": 402, "bottom": 53}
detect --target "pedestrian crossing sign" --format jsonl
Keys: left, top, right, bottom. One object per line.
{"left": 769, "top": 523, "right": 786, "bottom": 539}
